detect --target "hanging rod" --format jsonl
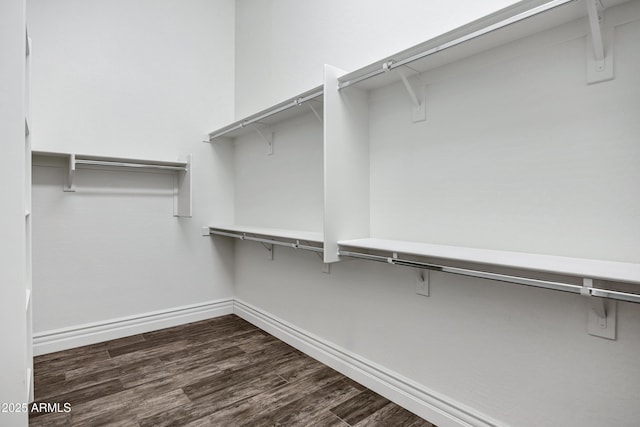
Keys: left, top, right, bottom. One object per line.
{"left": 339, "top": 250, "right": 640, "bottom": 304}
{"left": 338, "top": 0, "right": 575, "bottom": 90}
{"left": 208, "top": 88, "right": 324, "bottom": 141}
{"left": 211, "top": 229, "right": 323, "bottom": 253}
{"left": 75, "top": 159, "right": 187, "bottom": 171}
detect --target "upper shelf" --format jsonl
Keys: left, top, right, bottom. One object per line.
{"left": 33, "top": 150, "right": 192, "bottom": 217}
{"left": 209, "top": 224, "right": 323, "bottom": 244}
{"left": 207, "top": 85, "right": 323, "bottom": 141}
{"left": 33, "top": 150, "right": 188, "bottom": 171}
{"left": 338, "top": 238, "right": 640, "bottom": 285}
{"left": 338, "top": 0, "right": 632, "bottom": 91}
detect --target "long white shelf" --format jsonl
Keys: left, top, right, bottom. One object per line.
{"left": 338, "top": 238, "right": 640, "bottom": 285}
{"left": 209, "top": 224, "right": 323, "bottom": 243}
{"left": 207, "top": 85, "right": 323, "bottom": 141}
{"left": 338, "top": 0, "right": 634, "bottom": 90}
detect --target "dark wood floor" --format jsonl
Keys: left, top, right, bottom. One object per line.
{"left": 30, "top": 314, "right": 435, "bottom": 427}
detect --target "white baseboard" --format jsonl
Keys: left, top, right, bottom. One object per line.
{"left": 233, "top": 299, "right": 503, "bottom": 427}
{"left": 32, "top": 297, "right": 502, "bottom": 426}
{"left": 33, "top": 298, "right": 234, "bottom": 356}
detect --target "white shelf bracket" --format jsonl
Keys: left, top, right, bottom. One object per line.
{"left": 307, "top": 102, "right": 323, "bottom": 122}
{"left": 397, "top": 68, "right": 427, "bottom": 122}
{"left": 253, "top": 125, "right": 274, "bottom": 155}
{"left": 586, "top": 0, "right": 614, "bottom": 84}
{"left": 582, "top": 278, "right": 617, "bottom": 340}
{"left": 416, "top": 269, "right": 430, "bottom": 297}
{"left": 259, "top": 242, "right": 274, "bottom": 260}
{"left": 201, "top": 227, "right": 210, "bottom": 236}
{"left": 64, "top": 154, "right": 76, "bottom": 192}
{"left": 173, "top": 154, "right": 192, "bottom": 218}
{"left": 313, "top": 251, "right": 331, "bottom": 273}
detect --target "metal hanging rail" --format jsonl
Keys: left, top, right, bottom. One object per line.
{"left": 339, "top": 250, "right": 640, "bottom": 304}
{"left": 210, "top": 229, "right": 323, "bottom": 253}
{"left": 75, "top": 159, "right": 187, "bottom": 171}
{"left": 338, "top": 0, "right": 576, "bottom": 90}
{"left": 208, "top": 87, "right": 324, "bottom": 141}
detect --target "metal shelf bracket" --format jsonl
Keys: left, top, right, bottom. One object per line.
{"left": 582, "top": 278, "right": 617, "bottom": 340}
{"left": 416, "top": 269, "right": 430, "bottom": 297}
{"left": 397, "top": 67, "right": 426, "bottom": 123}
{"left": 64, "top": 154, "right": 76, "bottom": 192}
{"left": 586, "top": 0, "right": 614, "bottom": 84}
{"left": 253, "top": 125, "right": 274, "bottom": 155}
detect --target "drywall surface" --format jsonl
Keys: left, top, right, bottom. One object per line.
{"left": 233, "top": 3, "right": 640, "bottom": 427}
{"left": 233, "top": 110, "right": 324, "bottom": 232}
{"left": 28, "top": 0, "right": 235, "bottom": 333}
{"left": 0, "top": 0, "right": 29, "bottom": 421}
{"left": 233, "top": 0, "right": 521, "bottom": 118}
{"left": 369, "top": 19, "right": 640, "bottom": 262}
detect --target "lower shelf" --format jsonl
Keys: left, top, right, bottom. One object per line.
{"left": 338, "top": 238, "right": 640, "bottom": 304}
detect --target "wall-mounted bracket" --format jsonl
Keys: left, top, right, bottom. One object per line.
{"left": 416, "top": 269, "right": 430, "bottom": 297}
{"left": 259, "top": 242, "right": 274, "bottom": 260}
{"left": 586, "top": 0, "right": 614, "bottom": 84}
{"left": 173, "top": 154, "right": 192, "bottom": 218}
{"left": 201, "top": 227, "right": 211, "bottom": 236}
{"left": 307, "top": 102, "right": 323, "bottom": 122}
{"left": 313, "top": 249, "right": 331, "bottom": 273}
{"left": 252, "top": 125, "right": 274, "bottom": 155}
{"left": 63, "top": 154, "right": 76, "bottom": 192}
{"left": 397, "top": 68, "right": 427, "bottom": 123}
{"left": 581, "top": 278, "right": 617, "bottom": 340}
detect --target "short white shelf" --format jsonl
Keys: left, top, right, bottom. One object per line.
{"left": 33, "top": 150, "right": 192, "bottom": 217}
{"left": 207, "top": 85, "right": 323, "bottom": 141}
{"left": 209, "top": 224, "right": 323, "bottom": 243}
{"left": 207, "top": 225, "right": 324, "bottom": 256}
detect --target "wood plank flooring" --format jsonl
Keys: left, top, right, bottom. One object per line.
{"left": 30, "top": 315, "right": 436, "bottom": 426}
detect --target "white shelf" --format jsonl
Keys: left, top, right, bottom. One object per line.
{"left": 338, "top": 238, "right": 640, "bottom": 285}
{"left": 33, "top": 150, "right": 192, "bottom": 217}
{"left": 209, "top": 224, "right": 323, "bottom": 243}
{"left": 207, "top": 85, "right": 323, "bottom": 140}
{"left": 338, "top": 0, "right": 633, "bottom": 91}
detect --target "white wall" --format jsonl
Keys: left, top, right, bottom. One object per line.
{"left": 233, "top": 1, "right": 640, "bottom": 427}
{"left": 0, "top": 0, "right": 29, "bottom": 423}
{"left": 28, "top": 0, "right": 236, "bottom": 334}
{"left": 233, "top": 0, "right": 521, "bottom": 118}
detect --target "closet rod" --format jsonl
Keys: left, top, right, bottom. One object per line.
{"left": 75, "top": 159, "right": 187, "bottom": 171}
{"left": 208, "top": 89, "right": 323, "bottom": 140}
{"left": 339, "top": 250, "right": 640, "bottom": 304}
{"left": 210, "top": 230, "right": 323, "bottom": 253}
{"left": 338, "top": 0, "right": 574, "bottom": 90}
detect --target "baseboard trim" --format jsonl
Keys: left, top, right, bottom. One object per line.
{"left": 33, "top": 298, "right": 234, "bottom": 356}
{"left": 233, "top": 299, "right": 503, "bottom": 427}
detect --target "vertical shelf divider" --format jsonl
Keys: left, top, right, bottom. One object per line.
{"left": 323, "top": 64, "right": 370, "bottom": 263}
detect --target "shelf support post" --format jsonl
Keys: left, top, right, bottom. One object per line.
{"left": 586, "top": 0, "right": 614, "bottom": 84}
